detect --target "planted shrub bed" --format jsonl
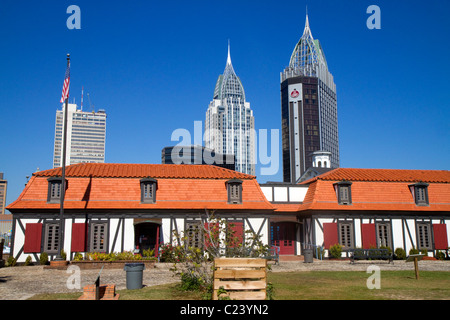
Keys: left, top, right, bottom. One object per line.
{"left": 70, "top": 251, "right": 157, "bottom": 269}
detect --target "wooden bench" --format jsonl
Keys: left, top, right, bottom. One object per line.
{"left": 213, "top": 258, "right": 267, "bottom": 300}
{"left": 349, "top": 248, "right": 393, "bottom": 264}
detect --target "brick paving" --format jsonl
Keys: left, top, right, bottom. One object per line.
{"left": 0, "top": 260, "right": 448, "bottom": 300}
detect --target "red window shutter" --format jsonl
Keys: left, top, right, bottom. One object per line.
{"left": 228, "top": 222, "right": 244, "bottom": 248}
{"left": 361, "top": 224, "right": 377, "bottom": 249}
{"left": 323, "top": 223, "right": 338, "bottom": 249}
{"left": 71, "top": 223, "right": 87, "bottom": 252}
{"left": 24, "top": 223, "right": 43, "bottom": 253}
{"left": 433, "top": 224, "right": 448, "bottom": 250}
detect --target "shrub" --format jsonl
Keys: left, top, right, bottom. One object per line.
{"left": 394, "top": 248, "right": 406, "bottom": 260}
{"left": 420, "top": 249, "right": 428, "bottom": 256}
{"left": 409, "top": 248, "right": 419, "bottom": 255}
{"left": 40, "top": 252, "right": 49, "bottom": 265}
{"left": 7, "top": 256, "right": 16, "bottom": 267}
{"left": 329, "top": 244, "right": 342, "bottom": 259}
{"left": 435, "top": 250, "right": 445, "bottom": 260}
{"left": 73, "top": 252, "right": 83, "bottom": 261}
{"left": 24, "top": 255, "right": 33, "bottom": 266}
{"left": 60, "top": 249, "right": 67, "bottom": 260}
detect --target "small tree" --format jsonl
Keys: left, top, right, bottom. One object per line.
{"left": 171, "top": 210, "right": 270, "bottom": 298}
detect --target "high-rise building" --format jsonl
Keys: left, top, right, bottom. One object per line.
{"left": 205, "top": 44, "right": 255, "bottom": 175}
{"left": 0, "top": 173, "right": 7, "bottom": 215}
{"left": 161, "top": 145, "right": 236, "bottom": 171}
{"left": 280, "top": 14, "right": 339, "bottom": 183}
{"left": 53, "top": 103, "right": 107, "bottom": 168}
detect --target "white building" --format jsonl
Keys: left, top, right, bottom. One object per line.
{"left": 205, "top": 44, "right": 255, "bottom": 175}
{"left": 53, "top": 103, "right": 107, "bottom": 168}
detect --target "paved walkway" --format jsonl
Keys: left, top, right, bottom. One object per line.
{"left": 0, "top": 260, "right": 448, "bottom": 300}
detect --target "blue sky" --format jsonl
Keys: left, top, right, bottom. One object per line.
{"left": 1, "top": 0, "right": 449, "bottom": 209}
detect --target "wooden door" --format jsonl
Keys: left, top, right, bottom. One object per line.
{"left": 271, "top": 222, "right": 295, "bottom": 255}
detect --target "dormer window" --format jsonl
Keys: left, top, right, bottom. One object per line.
{"left": 226, "top": 179, "right": 243, "bottom": 204}
{"left": 140, "top": 178, "right": 157, "bottom": 203}
{"left": 334, "top": 180, "right": 352, "bottom": 205}
{"left": 47, "top": 177, "right": 64, "bottom": 203}
{"left": 410, "top": 182, "right": 429, "bottom": 206}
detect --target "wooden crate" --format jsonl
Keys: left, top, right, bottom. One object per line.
{"left": 213, "top": 258, "right": 267, "bottom": 300}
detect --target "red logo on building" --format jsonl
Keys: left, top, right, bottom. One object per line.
{"left": 290, "top": 89, "right": 299, "bottom": 98}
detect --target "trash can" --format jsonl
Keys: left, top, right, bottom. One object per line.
{"left": 124, "top": 263, "right": 145, "bottom": 289}
{"left": 303, "top": 249, "right": 313, "bottom": 263}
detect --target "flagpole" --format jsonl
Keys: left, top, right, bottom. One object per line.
{"left": 56, "top": 53, "right": 70, "bottom": 261}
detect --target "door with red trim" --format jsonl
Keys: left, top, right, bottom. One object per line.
{"left": 271, "top": 222, "right": 295, "bottom": 255}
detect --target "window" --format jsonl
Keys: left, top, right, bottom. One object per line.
{"left": 338, "top": 221, "right": 354, "bottom": 249}
{"left": 140, "top": 178, "right": 157, "bottom": 203}
{"left": 90, "top": 221, "right": 108, "bottom": 252}
{"left": 44, "top": 222, "right": 60, "bottom": 254}
{"left": 334, "top": 181, "right": 352, "bottom": 205}
{"left": 416, "top": 222, "right": 433, "bottom": 250}
{"left": 376, "top": 222, "right": 392, "bottom": 248}
{"left": 226, "top": 179, "right": 243, "bottom": 204}
{"left": 410, "top": 182, "right": 429, "bottom": 206}
{"left": 47, "top": 177, "right": 64, "bottom": 203}
{"left": 185, "top": 221, "right": 203, "bottom": 250}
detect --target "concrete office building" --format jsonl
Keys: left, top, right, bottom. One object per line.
{"left": 281, "top": 14, "right": 339, "bottom": 183}
{"left": 53, "top": 104, "right": 107, "bottom": 168}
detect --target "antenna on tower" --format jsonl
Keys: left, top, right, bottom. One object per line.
{"left": 81, "top": 86, "right": 83, "bottom": 111}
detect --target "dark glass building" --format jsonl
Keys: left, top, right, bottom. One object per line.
{"left": 281, "top": 14, "right": 339, "bottom": 182}
{"left": 161, "top": 145, "right": 236, "bottom": 171}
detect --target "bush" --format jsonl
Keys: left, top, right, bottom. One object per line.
{"left": 40, "top": 252, "right": 49, "bottom": 265}
{"left": 409, "top": 248, "right": 419, "bottom": 255}
{"left": 329, "top": 244, "right": 342, "bottom": 259}
{"left": 24, "top": 255, "right": 33, "bottom": 266}
{"left": 7, "top": 256, "right": 16, "bottom": 267}
{"left": 435, "top": 250, "right": 445, "bottom": 260}
{"left": 394, "top": 248, "right": 406, "bottom": 260}
{"left": 73, "top": 252, "right": 83, "bottom": 261}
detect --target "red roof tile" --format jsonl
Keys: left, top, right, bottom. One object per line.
{"left": 33, "top": 163, "right": 255, "bottom": 180}
{"left": 7, "top": 164, "right": 272, "bottom": 212}
{"left": 301, "top": 168, "right": 450, "bottom": 184}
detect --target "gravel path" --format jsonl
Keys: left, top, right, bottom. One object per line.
{"left": 0, "top": 260, "right": 448, "bottom": 300}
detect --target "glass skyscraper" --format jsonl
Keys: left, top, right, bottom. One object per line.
{"left": 53, "top": 103, "right": 107, "bottom": 168}
{"left": 205, "top": 44, "right": 255, "bottom": 175}
{"left": 281, "top": 14, "right": 339, "bottom": 183}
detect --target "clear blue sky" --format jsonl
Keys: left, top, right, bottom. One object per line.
{"left": 1, "top": 0, "right": 449, "bottom": 209}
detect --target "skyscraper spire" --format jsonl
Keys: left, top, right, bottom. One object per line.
{"left": 227, "top": 39, "right": 232, "bottom": 66}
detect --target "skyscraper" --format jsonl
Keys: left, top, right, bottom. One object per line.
{"left": 281, "top": 14, "right": 339, "bottom": 183}
{"left": 205, "top": 44, "right": 255, "bottom": 175}
{"left": 0, "top": 173, "right": 7, "bottom": 215}
{"left": 53, "top": 103, "right": 107, "bottom": 168}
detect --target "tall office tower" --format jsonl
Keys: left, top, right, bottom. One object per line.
{"left": 53, "top": 103, "right": 107, "bottom": 168}
{"left": 280, "top": 14, "right": 339, "bottom": 183}
{"left": 205, "top": 44, "right": 255, "bottom": 175}
{"left": 0, "top": 173, "right": 7, "bottom": 215}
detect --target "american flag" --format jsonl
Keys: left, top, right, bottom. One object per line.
{"left": 60, "top": 62, "right": 70, "bottom": 103}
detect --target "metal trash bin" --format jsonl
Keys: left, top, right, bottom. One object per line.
{"left": 303, "top": 249, "right": 313, "bottom": 263}
{"left": 124, "top": 263, "right": 145, "bottom": 289}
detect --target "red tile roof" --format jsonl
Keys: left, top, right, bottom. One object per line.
{"left": 298, "top": 168, "right": 450, "bottom": 213}
{"left": 301, "top": 168, "right": 450, "bottom": 184}
{"left": 33, "top": 163, "right": 255, "bottom": 180}
{"left": 7, "top": 163, "right": 272, "bottom": 212}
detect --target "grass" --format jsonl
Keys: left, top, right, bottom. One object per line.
{"left": 29, "top": 270, "right": 450, "bottom": 300}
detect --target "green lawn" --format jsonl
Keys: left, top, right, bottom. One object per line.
{"left": 29, "top": 270, "right": 450, "bottom": 300}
